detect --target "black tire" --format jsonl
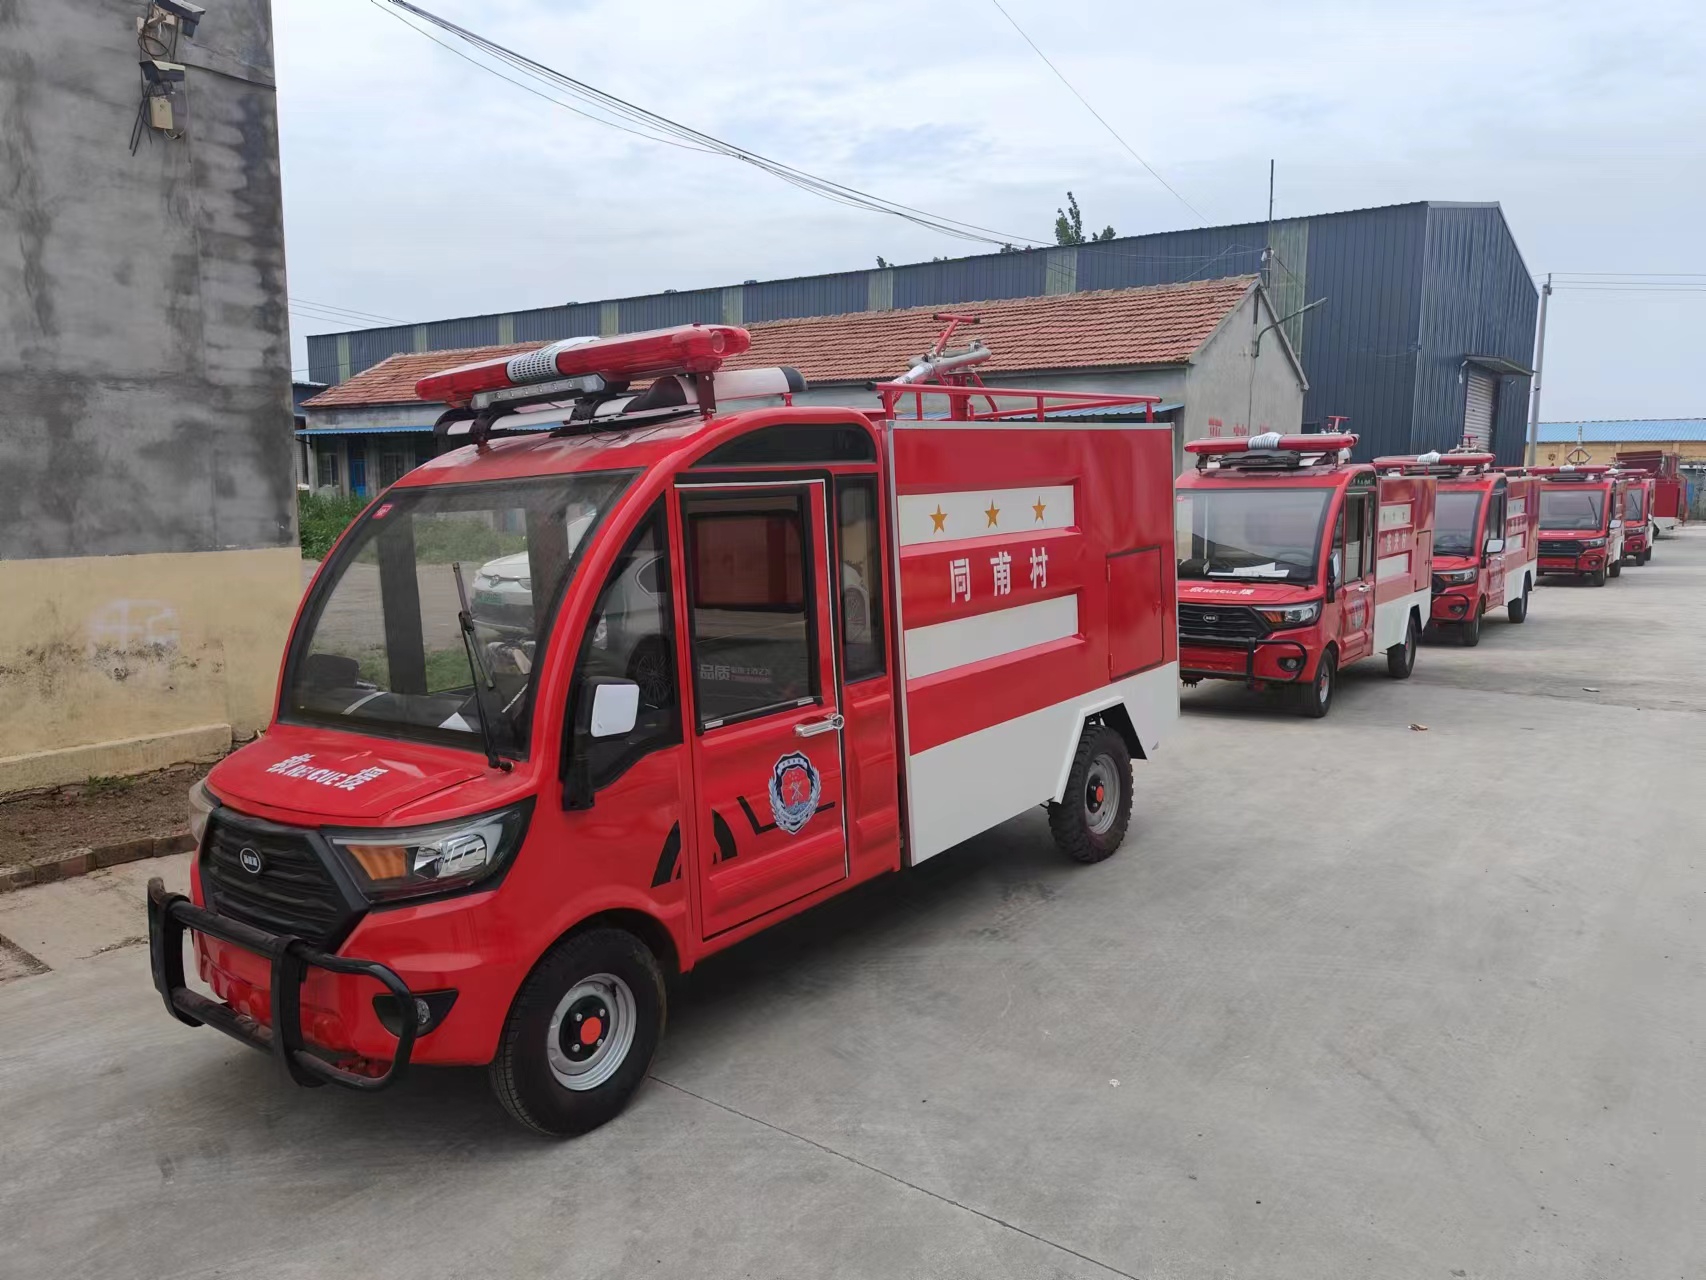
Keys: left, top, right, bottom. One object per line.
{"left": 489, "top": 928, "right": 666, "bottom": 1137}
{"left": 1387, "top": 613, "right": 1418, "bottom": 678}
{"left": 1507, "top": 581, "right": 1529, "bottom": 623}
{"left": 1608, "top": 559, "right": 1621, "bottom": 579}
{"left": 1294, "top": 648, "right": 1336, "bottom": 719}
{"left": 1589, "top": 566, "right": 1607, "bottom": 587}
{"left": 1460, "top": 603, "right": 1482, "bottom": 647}
{"left": 1047, "top": 724, "right": 1133, "bottom": 864}
{"left": 1639, "top": 549, "right": 1651, "bottom": 566}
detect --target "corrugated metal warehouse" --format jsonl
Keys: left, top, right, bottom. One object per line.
{"left": 306, "top": 200, "right": 1538, "bottom": 463}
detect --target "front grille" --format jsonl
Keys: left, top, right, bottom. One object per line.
{"left": 202, "top": 812, "right": 354, "bottom": 947}
{"left": 1540, "top": 539, "right": 1584, "bottom": 556}
{"left": 1178, "top": 603, "right": 1266, "bottom": 641}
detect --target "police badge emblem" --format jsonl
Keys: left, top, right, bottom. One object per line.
{"left": 768, "top": 751, "right": 821, "bottom": 835}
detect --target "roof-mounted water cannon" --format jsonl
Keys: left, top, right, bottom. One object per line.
{"left": 1184, "top": 431, "right": 1358, "bottom": 471}
{"left": 891, "top": 313, "right": 993, "bottom": 387}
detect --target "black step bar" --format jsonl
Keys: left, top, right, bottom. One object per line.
{"left": 147, "top": 877, "right": 417, "bottom": 1091}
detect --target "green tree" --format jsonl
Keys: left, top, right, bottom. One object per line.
{"left": 1054, "top": 192, "right": 1115, "bottom": 245}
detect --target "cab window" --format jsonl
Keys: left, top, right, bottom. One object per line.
{"left": 1339, "top": 493, "right": 1371, "bottom": 581}
{"left": 684, "top": 493, "right": 818, "bottom": 727}
{"left": 569, "top": 504, "right": 680, "bottom": 789}
{"left": 836, "top": 477, "right": 884, "bottom": 682}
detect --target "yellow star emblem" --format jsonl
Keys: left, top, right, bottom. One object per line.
{"left": 930, "top": 505, "right": 947, "bottom": 533}
{"left": 1032, "top": 496, "right": 1047, "bottom": 522}
{"left": 984, "top": 501, "right": 1000, "bottom": 527}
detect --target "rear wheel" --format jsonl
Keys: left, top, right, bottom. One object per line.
{"left": 1387, "top": 613, "right": 1418, "bottom": 678}
{"left": 1460, "top": 603, "right": 1483, "bottom": 647}
{"left": 1047, "top": 724, "right": 1133, "bottom": 864}
{"left": 1294, "top": 649, "right": 1336, "bottom": 719}
{"left": 1507, "top": 580, "right": 1529, "bottom": 623}
{"left": 489, "top": 928, "right": 666, "bottom": 1137}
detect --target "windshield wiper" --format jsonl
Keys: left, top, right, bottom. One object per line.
{"left": 452, "top": 562, "right": 515, "bottom": 772}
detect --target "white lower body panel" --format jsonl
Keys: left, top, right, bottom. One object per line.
{"left": 1655, "top": 515, "right": 1679, "bottom": 533}
{"left": 1503, "top": 559, "right": 1536, "bottom": 604}
{"left": 1373, "top": 587, "right": 1429, "bottom": 651}
{"left": 906, "top": 663, "right": 1179, "bottom": 864}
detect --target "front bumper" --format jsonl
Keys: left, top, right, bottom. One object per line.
{"left": 1430, "top": 587, "right": 1477, "bottom": 620}
{"left": 1539, "top": 552, "right": 1605, "bottom": 574}
{"left": 147, "top": 877, "right": 418, "bottom": 1091}
{"left": 1179, "top": 636, "right": 1312, "bottom": 688}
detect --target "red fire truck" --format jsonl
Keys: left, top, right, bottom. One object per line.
{"left": 1532, "top": 465, "right": 1628, "bottom": 586}
{"left": 1373, "top": 449, "right": 1538, "bottom": 644}
{"left": 1175, "top": 432, "right": 1435, "bottom": 717}
{"left": 1615, "top": 449, "right": 1688, "bottom": 541}
{"left": 1616, "top": 473, "right": 1656, "bottom": 566}
{"left": 146, "top": 322, "right": 1180, "bottom": 1135}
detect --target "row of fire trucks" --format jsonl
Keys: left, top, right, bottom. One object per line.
{"left": 142, "top": 318, "right": 1689, "bottom": 1136}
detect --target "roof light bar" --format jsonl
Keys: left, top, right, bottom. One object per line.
{"left": 1185, "top": 431, "right": 1357, "bottom": 456}
{"left": 1373, "top": 450, "right": 1496, "bottom": 475}
{"left": 417, "top": 324, "right": 753, "bottom": 408}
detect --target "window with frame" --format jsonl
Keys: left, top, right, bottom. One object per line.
{"left": 570, "top": 505, "right": 680, "bottom": 788}
{"left": 316, "top": 449, "right": 339, "bottom": 490}
{"left": 685, "top": 493, "right": 818, "bottom": 727}
{"left": 1340, "top": 494, "right": 1369, "bottom": 581}
{"left": 378, "top": 444, "right": 411, "bottom": 490}
{"left": 836, "top": 477, "right": 885, "bottom": 682}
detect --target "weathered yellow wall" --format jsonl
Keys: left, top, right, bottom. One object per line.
{"left": 0, "top": 547, "right": 303, "bottom": 793}
{"left": 1536, "top": 439, "right": 1706, "bottom": 466}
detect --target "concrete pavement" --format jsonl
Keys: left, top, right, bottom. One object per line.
{"left": 2, "top": 532, "right": 1703, "bottom": 1279}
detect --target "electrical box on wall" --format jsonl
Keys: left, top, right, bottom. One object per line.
{"left": 148, "top": 95, "right": 174, "bottom": 131}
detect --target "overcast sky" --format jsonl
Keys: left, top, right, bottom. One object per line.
{"left": 276, "top": 0, "right": 1704, "bottom": 421}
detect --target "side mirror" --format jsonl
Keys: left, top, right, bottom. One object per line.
{"left": 1483, "top": 536, "right": 1505, "bottom": 556}
{"left": 1610, "top": 518, "right": 1623, "bottom": 529}
{"left": 562, "top": 677, "right": 640, "bottom": 810}
{"left": 1326, "top": 549, "right": 1341, "bottom": 599}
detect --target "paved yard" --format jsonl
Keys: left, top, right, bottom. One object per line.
{"left": 2, "top": 532, "right": 1702, "bottom": 1279}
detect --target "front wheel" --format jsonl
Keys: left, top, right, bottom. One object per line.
{"left": 1507, "top": 581, "right": 1529, "bottom": 623}
{"left": 1294, "top": 649, "right": 1336, "bottom": 719}
{"left": 1460, "top": 604, "right": 1482, "bottom": 647}
{"left": 489, "top": 928, "right": 666, "bottom": 1137}
{"left": 1047, "top": 724, "right": 1133, "bottom": 864}
{"left": 1387, "top": 614, "right": 1418, "bottom": 678}
{"left": 1589, "top": 566, "right": 1607, "bottom": 587}
{"left": 1608, "top": 559, "right": 1622, "bottom": 579}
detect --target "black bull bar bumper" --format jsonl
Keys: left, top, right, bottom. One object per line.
{"left": 147, "top": 877, "right": 417, "bottom": 1091}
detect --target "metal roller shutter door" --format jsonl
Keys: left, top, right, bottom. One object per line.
{"left": 1464, "top": 370, "right": 1495, "bottom": 449}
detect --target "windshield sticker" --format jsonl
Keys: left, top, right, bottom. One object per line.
{"left": 1211, "top": 563, "right": 1283, "bottom": 578}
{"left": 768, "top": 751, "right": 821, "bottom": 835}
{"left": 265, "top": 753, "right": 389, "bottom": 791}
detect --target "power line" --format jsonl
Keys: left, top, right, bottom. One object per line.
{"left": 986, "top": 0, "right": 1206, "bottom": 225}
{"left": 290, "top": 296, "right": 406, "bottom": 325}
{"left": 375, "top": 0, "right": 1049, "bottom": 250}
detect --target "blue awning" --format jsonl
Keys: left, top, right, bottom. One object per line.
{"left": 295, "top": 424, "right": 437, "bottom": 438}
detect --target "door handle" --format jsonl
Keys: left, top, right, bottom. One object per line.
{"left": 795, "top": 713, "right": 844, "bottom": 738}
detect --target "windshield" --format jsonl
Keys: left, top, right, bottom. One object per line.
{"left": 1434, "top": 491, "right": 1484, "bottom": 556}
{"left": 1175, "top": 487, "right": 1332, "bottom": 582}
{"left": 1539, "top": 487, "right": 1605, "bottom": 531}
{"left": 285, "top": 472, "right": 633, "bottom": 754}
{"left": 1624, "top": 487, "right": 1645, "bottom": 518}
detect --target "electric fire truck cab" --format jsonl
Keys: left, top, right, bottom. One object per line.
{"left": 1532, "top": 465, "right": 1628, "bottom": 586}
{"left": 1175, "top": 432, "right": 1435, "bottom": 718}
{"left": 146, "top": 321, "right": 1181, "bottom": 1135}
{"left": 1374, "top": 448, "right": 1538, "bottom": 645}
{"left": 1615, "top": 472, "right": 1656, "bottom": 567}
{"left": 1615, "top": 449, "right": 1689, "bottom": 537}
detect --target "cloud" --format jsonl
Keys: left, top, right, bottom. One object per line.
{"left": 278, "top": 0, "right": 1706, "bottom": 417}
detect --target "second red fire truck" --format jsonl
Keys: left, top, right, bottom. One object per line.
{"left": 145, "top": 321, "right": 1181, "bottom": 1135}
{"left": 1374, "top": 449, "right": 1539, "bottom": 645}
{"left": 1175, "top": 432, "right": 1435, "bottom": 717}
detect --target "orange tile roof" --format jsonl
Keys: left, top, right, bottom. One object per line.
{"left": 304, "top": 277, "right": 1257, "bottom": 409}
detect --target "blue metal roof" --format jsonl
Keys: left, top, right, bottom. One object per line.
{"left": 296, "top": 424, "right": 435, "bottom": 437}
{"left": 1537, "top": 420, "right": 1706, "bottom": 443}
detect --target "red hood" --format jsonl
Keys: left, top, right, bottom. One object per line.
{"left": 1178, "top": 579, "right": 1318, "bottom": 606}
{"left": 1432, "top": 554, "right": 1476, "bottom": 572}
{"left": 206, "top": 724, "right": 513, "bottom": 825}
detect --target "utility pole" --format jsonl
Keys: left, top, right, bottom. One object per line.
{"left": 1261, "top": 159, "right": 1275, "bottom": 290}
{"left": 1525, "top": 272, "right": 1552, "bottom": 465}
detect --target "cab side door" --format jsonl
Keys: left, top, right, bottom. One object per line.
{"left": 675, "top": 481, "right": 850, "bottom": 940}
{"left": 1333, "top": 489, "right": 1375, "bottom": 662}
{"left": 1483, "top": 483, "right": 1508, "bottom": 605}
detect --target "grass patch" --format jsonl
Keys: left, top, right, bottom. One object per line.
{"left": 84, "top": 775, "right": 135, "bottom": 798}
{"left": 298, "top": 491, "right": 370, "bottom": 560}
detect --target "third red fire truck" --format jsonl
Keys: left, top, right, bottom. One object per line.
{"left": 1616, "top": 471, "right": 1656, "bottom": 566}
{"left": 1532, "top": 465, "right": 1628, "bottom": 586}
{"left": 1175, "top": 432, "right": 1435, "bottom": 717}
{"left": 145, "top": 320, "right": 1180, "bottom": 1135}
{"left": 1373, "top": 448, "right": 1539, "bottom": 645}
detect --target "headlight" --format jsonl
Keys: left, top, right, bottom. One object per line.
{"left": 1255, "top": 600, "right": 1322, "bottom": 627}
{"left": 329, "top": 800, "right": 533, "bottom": 903}
{"left": 1580, "top": 537, "right": 1607, "bottom": 548}
{"left": 188, "top": 777, "right": 217, "bottom": 845}
{"left": 1437, "top": 567, "right": 1478, "bottom": 584}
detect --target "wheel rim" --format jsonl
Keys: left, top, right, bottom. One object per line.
{"left": 1317, "top": 660, "right": 1333, "bottom": 707}
{"left": 1405, "top": 622, "right": 1416, "bottom": 664}
{"left": 631, "top": 648, "right": 672, "bottom": 708}
{"left": 546, "top": 973, "right": 637, "bottom": 1091}
{"left": 1083, "top": 752, "right": 1121, "bottom": 837}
